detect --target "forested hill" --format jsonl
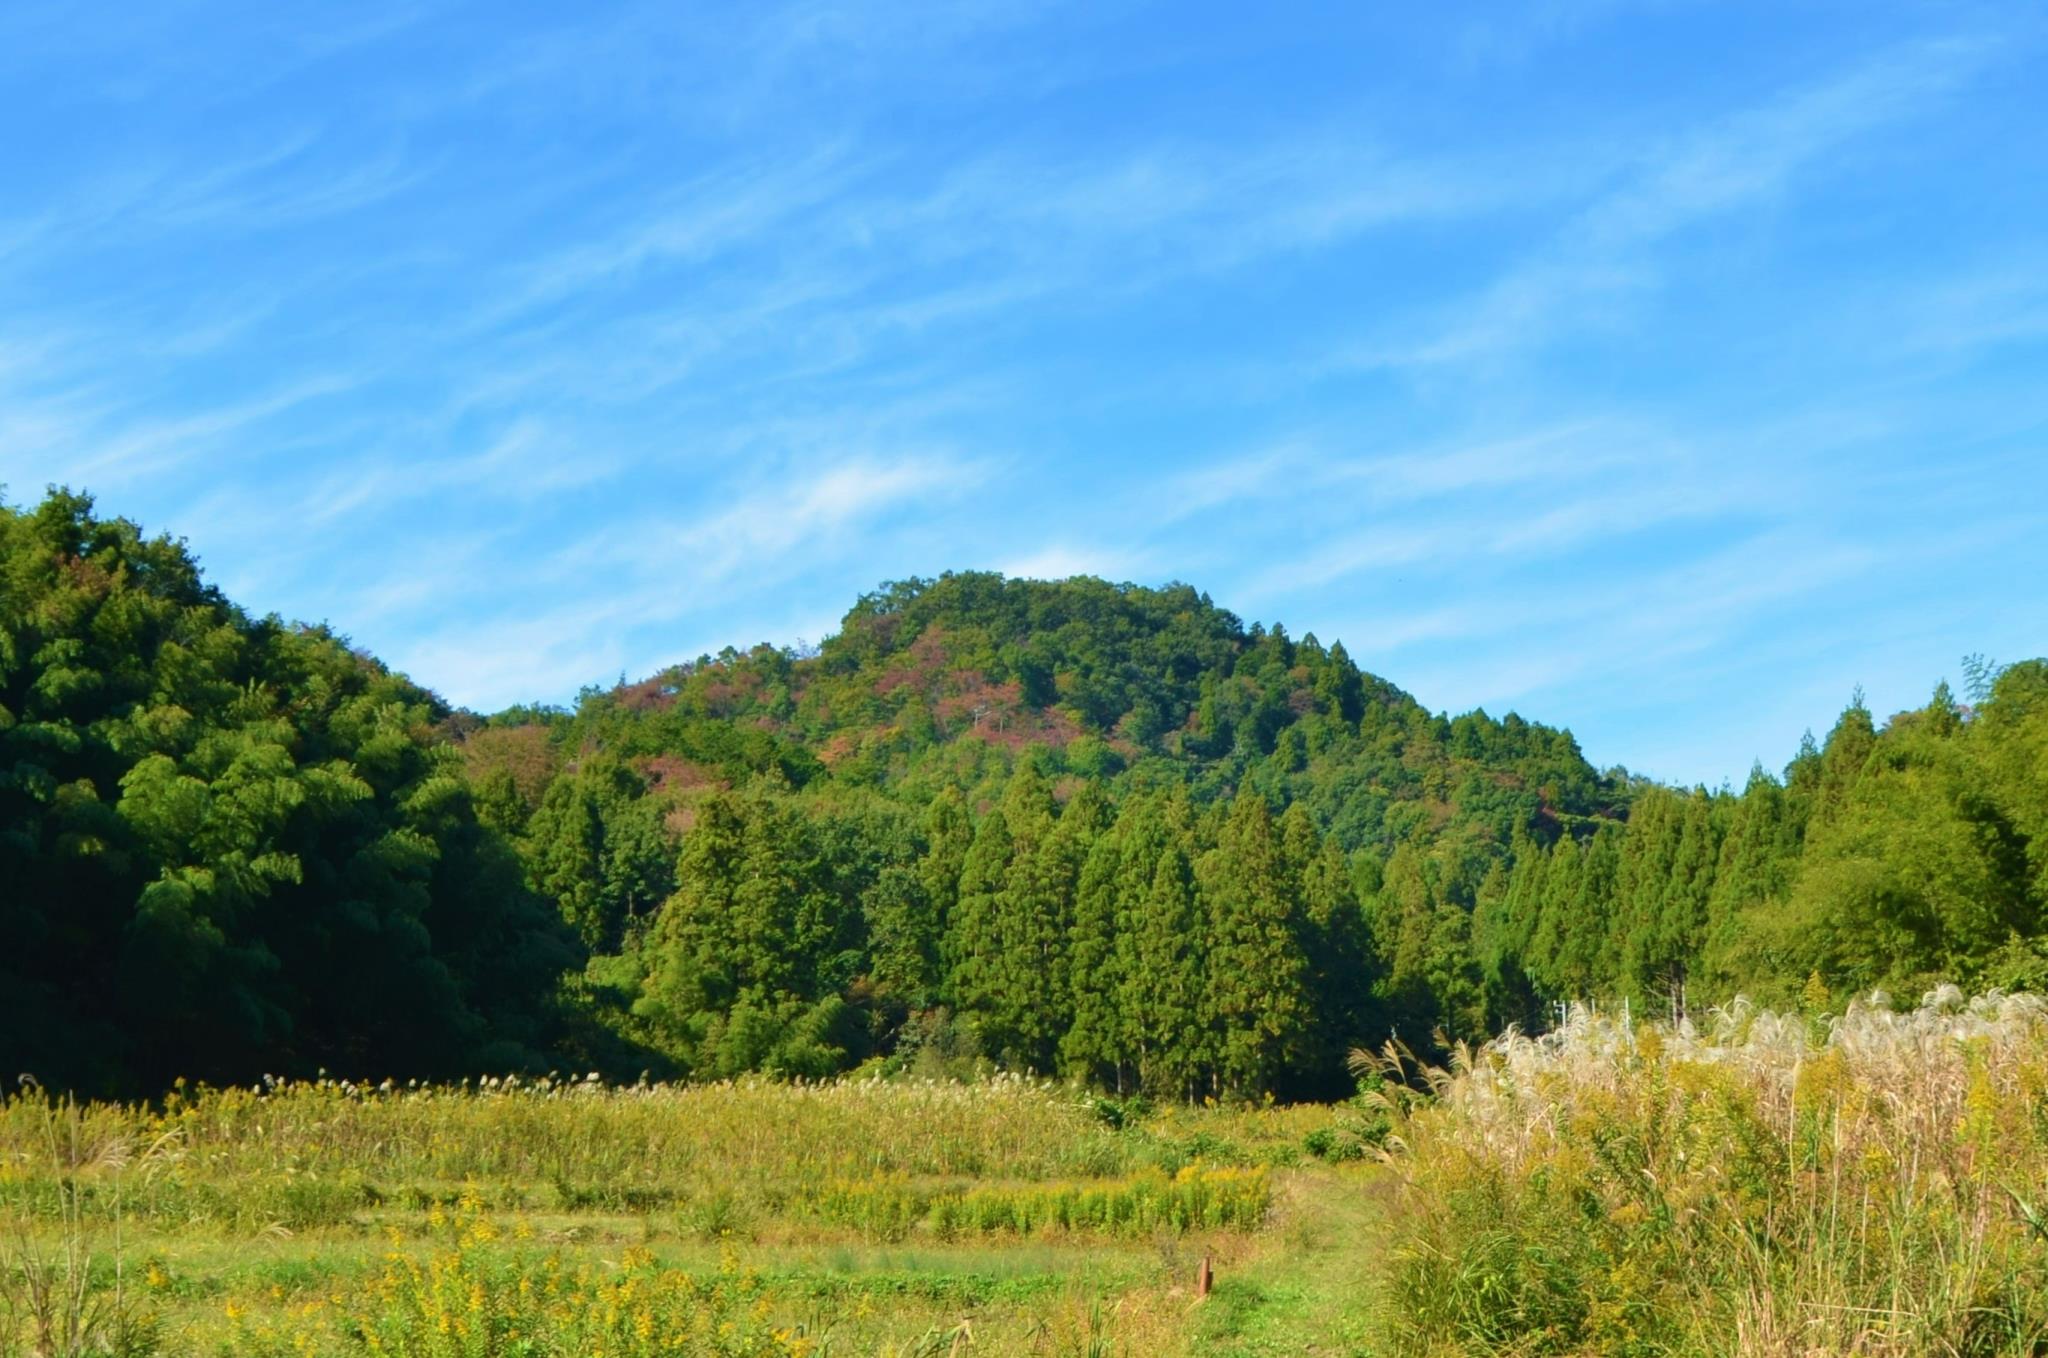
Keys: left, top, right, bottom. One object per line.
{"left": 470, "top": 569, "right": 1623, "bottom": 861}
{"left": 6, "top": 491, "right": 2046, "bottom": 1099}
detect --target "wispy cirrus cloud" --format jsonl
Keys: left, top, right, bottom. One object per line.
{"left": 1341, "top": 32, "right": 2008, "bottom": 371}
{"left": 363, "top": 450, "right": 989, "bottom": 708}
{"left": 1167, "top": 423, "right": 1634, "bottom": 525}
{"left": 664, "top": 454, "right": 986, "bottom": 585}
{"left": 3, "top": 0, "right": 2042, "bottom": 785}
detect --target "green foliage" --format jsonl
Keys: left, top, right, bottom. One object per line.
{"left": 521, "top": 756, "right": 672, "bottom": 952}
{"left": 0, "top": 491, "right": 574, "bottom": 1096}
{"left": 492, "top": 572, "right": 1639, "bottom": 1095}
{"left": 1463, "top": 672, "right": 2048, "bottom": 1028}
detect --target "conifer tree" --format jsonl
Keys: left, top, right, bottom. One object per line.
{"left": 1783, "top": 728, "right": 1825, "bottom": 841}
{"left": 1377, "top": 840, "right": 1437, "bottom": 1027}
{"left": 1815, "top": 694, "right": 1878, "bottom": 825}
{"left": 1614, "top": 788, "right": 1683, "bottom": 1003}
{"left": 1422, "top": 898, "right": 1487, "bottom": 1041}
{"left": 1196, "top": 794, "right": 1311, "bottom": 1096}
{"left": 1317, "top": 640, "right": 1367, "bottom": 724}
{"left": 635, "top": 794, "right": 747, "bottom": 1057}
{"left": 1123, "top": 826, "right": 1206, "bottom": 1097}
{"left": 1279, "top": 802, "right": 1373, "bottom": 1087}
{"left": 864, "top": 863, "right": 939, "bottom": 1004}
{"left": 1701, "top": 765, "right": 1790, "bottom": 988}
{"left": 1059, "top": 827, "right": 1124, "bottom": 1084}
{"left": 988, "top": 786, "right": 1088, "bottom": 1069}
{"left": 1527, "top": 834, "right": 1584, "bottom": 1001}
{"left": 920, "top": 787, "right": 972, "bottom": 945}
{"left": 1105, "top": 792, "right": 1177, "bottom": 1082}
{"left": 1570, "top": 823, "right": 1624, "bottom": 996}
{"left": 1498, "top": 830, "right": 1551, "bottom": 969}
{"left": 524, "top": 758, "right": 673, "bottom": 952}
{"left": 1473, "top": 857, "right": 1538, "bottom": 1030}
{"left": 944, "top": 807, "right": 1014, "bottom": 1042}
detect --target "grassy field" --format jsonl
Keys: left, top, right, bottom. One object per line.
{"left": 18, "top": 989, "right": 2037, "bottom": 1356}
{"left": 0, "top": 1075, "right": 1388, "bottom": 1356}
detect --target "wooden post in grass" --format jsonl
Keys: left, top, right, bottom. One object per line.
{"left": 1196, "top": 1253, "right": 1213, "bottom": 1298}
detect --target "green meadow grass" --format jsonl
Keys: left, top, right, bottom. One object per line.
{"left": 0, "top": 1076, "right": 1368, "bottom": 1356}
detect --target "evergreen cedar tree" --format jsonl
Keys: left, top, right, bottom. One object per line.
{"left": 4, "top": 490, "right": 2046, "bottom": 1098}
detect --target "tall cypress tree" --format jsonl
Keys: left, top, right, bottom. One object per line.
{"left": 1122, "top": 805, "right": 1207, "bottom": 1097}
{"left": 1527, "top": 834, "right": 1583, "bottom": 1002}
{"left": 1059, "top": 826, "right": 1124, "bottom": 1084}
{"left": 920, "top": 787, "right": 972, "bottom": 949}
{"left": 1815, "top": 695, "right": 1878, "bottom": 827}
{"left": 1567, "top": 823, "right": 1624, "bottom": 997}
{"left": 1472, "top": 857, "right": 1534, "bottom": 1031}
{"left": 864, "top": 863, "right": 939, "bottom": 1005}
{"left": 1652, "top": 790, "right": 1718, "bottom": 1015}
{"left": 944, "top": 807, "right": 1014, "bottom": 1033}
{"left": 988, "top": 785, "right": 1089, "bottom": 1070}
{"left": 1200, "top": 793, "right": 1311, "bottom": 1097}
{"left": 1377, "top": 839, "right": 1438, "bottom": 1037}
{"left": 1280, "top": 802, "right": 1372, "bottom": 1089}
{"left": 635, "top": 793, "right": 749, "bottom": 1069}
{"left": 1614, "top": 788, "right": 1682, "bottom": 1003}
{"left": 1702, "top": 764, "right": 1789, "bottom": 990}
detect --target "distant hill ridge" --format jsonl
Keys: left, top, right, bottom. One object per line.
{"left": 468, "top": 570, "right": 1620, "bottom": 843}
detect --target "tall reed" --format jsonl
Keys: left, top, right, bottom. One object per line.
{"left": 0, "top": 1091, "right": 163, "bottom": 1357}
{"left": 1375, "top": 988, "right": 2048, "bottom": 1356}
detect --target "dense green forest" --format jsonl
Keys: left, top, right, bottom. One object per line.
{"left": 4, "top": 490, "right": 2044, "bottom": 1098}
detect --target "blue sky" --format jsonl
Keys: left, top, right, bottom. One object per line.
{"left": 2, "top": 1, "right": 2044, "bottom": 787}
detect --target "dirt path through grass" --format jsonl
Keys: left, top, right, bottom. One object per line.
{"left": 1182, "top": 1164, "right": 1391, "bottom": 1357}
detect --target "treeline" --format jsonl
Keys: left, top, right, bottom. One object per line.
{"left": 4, "top": 490, "right": 2044, "bottom": 1098}
{"left": 1476, "top": 663, "right": 2048, "bottom": 1024}
{"left": 579, "top": 773, "right": 1376, "bottom": 1098}
{"left": 545, "top": 663, "right": 2048, "bottom": 1098}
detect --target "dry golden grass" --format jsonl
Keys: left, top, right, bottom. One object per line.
{"left": 1377, "top": 987, "right": 2048, "bottom": 1356}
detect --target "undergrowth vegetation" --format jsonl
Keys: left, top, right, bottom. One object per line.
{"left": 0, "top": 1074, "right": 1306, "bottom": 1237}
{"left": 812, "top": 1166, "right": 1270, "bottom": 1242}
{"left": 1378, "top": 988, "right": 2048, "bottom": 1357}
{"left": 225, "top": 1206, "right": 809, "bottom": 1358}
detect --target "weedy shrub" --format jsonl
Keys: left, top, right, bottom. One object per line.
{"left": 683, "top": 1187, "right": 756, "bottom": 1242}
{"left": 814, "top": 1165, "right": 1270, "bottom": 1242}
{"left": 1376, "top": 989, "right": 2048, "bottom": 1357}
{"left": 0, "top": 1074, "right": 1129, "bottom": 1209}
{"left": 224, "top": 1200, "right": 813, "bottom": 1357}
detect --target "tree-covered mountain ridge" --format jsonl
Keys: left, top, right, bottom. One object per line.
{"left": 473, "top": 567, "right": 1623, "bottom": 848}
{"left": 6, "top": 490, "right": 2045, "bottom": 1099}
